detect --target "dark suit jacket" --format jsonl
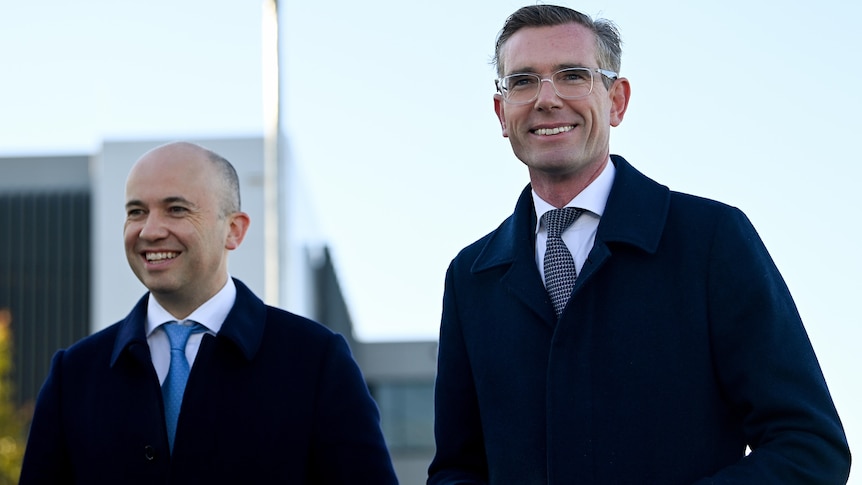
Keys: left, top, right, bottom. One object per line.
{"left": 20, "top": 278, "right": 398, "bottom": 484}
{"left": 428, "top": 156, "right": 850, "bottom": 484}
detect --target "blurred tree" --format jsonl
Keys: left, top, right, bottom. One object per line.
{"left": 0, "top": 310, "right": 27, "bottom": 485}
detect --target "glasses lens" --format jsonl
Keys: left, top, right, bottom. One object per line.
{"left": 501, "top": 73, "right": 540, "bottom": 104}
{"left": 552, "top": 68, "right": 593, "bottom": 99}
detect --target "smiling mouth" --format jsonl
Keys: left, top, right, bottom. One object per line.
{"left": 145, "top": 252, "right": 178, "bottom": 263}
{"left": 532, "top": 125, "right": 575, "bottom": 136}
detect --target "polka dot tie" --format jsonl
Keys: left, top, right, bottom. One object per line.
{"left": 543, "top": 207, "right": 585, "bottom": 317}
{"left": 161, "top": 321, "right": 205, "bottom": 452}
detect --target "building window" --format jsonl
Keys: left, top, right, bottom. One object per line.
{"left": 371, "top": 381, "right": 435, "bottom": 451}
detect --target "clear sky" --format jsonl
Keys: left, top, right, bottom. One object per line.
{"left": 2, "top": 1, "right": 860, "bottom": 476}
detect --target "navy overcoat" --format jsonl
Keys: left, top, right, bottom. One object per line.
{"left": 21, "top": 278, "right": 397, "bottom": 484}
{"left": 429, "top": 156, "right": 850, "bottom": 484}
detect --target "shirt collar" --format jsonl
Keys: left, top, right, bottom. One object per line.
{"left": 533, "top": 157, "right": 616, "bottom": 234}
{"left": 145, "top": 276, "right": 237, "bottom": 336}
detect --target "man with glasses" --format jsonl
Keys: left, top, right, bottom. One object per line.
{"left": 428, "top": 5, "right": 850, "bottom": 484}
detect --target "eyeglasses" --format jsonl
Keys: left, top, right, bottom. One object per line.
{"left": 495, "top": 67, "right": 619, "bottom": 105}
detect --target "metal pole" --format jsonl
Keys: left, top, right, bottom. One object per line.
{"left": 261, "top": 0, "right": 280, "bottom": 304}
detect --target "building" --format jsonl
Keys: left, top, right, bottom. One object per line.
{"left": 0, "top": 137, "right": 436, "bottom": 484}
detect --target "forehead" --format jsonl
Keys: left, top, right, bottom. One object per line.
{"left": 500, "top": 23, "right": 598, "bottom": 74}
{"left": 125, "top": 147, "right": 218, "bottom": 204}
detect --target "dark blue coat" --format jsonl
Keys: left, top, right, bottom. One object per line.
{"left": 20, "top": 279, "right": 397, "bottom": 484}
{"left": 428, "top": 156, "right": 850, "bottom": 484}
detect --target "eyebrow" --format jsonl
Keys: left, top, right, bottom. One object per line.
{"left": 505, "top": 63, "right": 590, "bottom": 76}
{"left": 125, "top": 196, "right": 196, "bottom": 209}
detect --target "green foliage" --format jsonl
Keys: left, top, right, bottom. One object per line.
{"left": 0, "top": 310, "right": 28, "bottom": 485}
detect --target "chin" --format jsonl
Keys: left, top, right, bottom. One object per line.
{"left": 139, "top": 275, "right": 182, "bottom": 295}
{"left": 529, "top": 158, "right": 581, "bottom": 174}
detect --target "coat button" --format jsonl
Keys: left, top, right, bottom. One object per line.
{"left": 144, "top": 445, "right": 156, "bottom": 461}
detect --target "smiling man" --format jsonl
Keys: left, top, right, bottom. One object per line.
{"left": 21, "top": 142, "right": 398, "bottom": 484}
{"left": 428, "top": 5, "right": 850, "bottom": 484}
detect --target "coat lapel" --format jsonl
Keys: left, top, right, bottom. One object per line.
{"left": 469, "top": 156, "right": 671, "bottom": 326}
{"left": 472, "top": 185, "right": 558, "bottom": 326}
{"left": 110, "top": 294, "right": 151, "bottom": 369}
{"left": 216, "top": 278, "right": 267, "bottom": 361}
{"left": 596, "top": 155, "right": 669, "bottom": 254}
{"left": 572, "top": 156, "right": 670, "bottom": 301}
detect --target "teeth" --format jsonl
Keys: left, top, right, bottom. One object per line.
{"left": 146, "top": 252, "right": 178, "bottom": 262}
{"left": 534, "top": 126, "right": 574, "bottom": 136}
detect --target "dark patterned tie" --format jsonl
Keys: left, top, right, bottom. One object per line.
{"left": 161, "top": 321, "right": 205, "bottom": 452}
{"left": 543, "top": 207, "right": 585, "bottom": 317}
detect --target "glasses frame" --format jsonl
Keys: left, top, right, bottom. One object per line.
{"left": 495, "top": 67, "right": 619, "bottom": 105}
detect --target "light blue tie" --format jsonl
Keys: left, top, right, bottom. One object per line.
{"left": 161, "top": 321, "right": 204, "bottom": 452}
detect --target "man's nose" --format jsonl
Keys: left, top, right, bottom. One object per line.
{"left": 137, "top": 214, "right": 168, "bottom": 240}
{"left": 534, "top": 78, "right": 563, "bottom": 108}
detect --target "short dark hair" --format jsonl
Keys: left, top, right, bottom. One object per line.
{"left": 205, "top": 150, "right": 241, "bottom": 216}
{"left": 493, "top": 5, "right": 622, "bottom": 89}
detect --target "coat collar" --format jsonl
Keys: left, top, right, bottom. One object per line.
{"left": 472, "top": 155, "right": 670, "bottom": 273}
{"left": 595, "top": 155, "right": 669, "bottom": 253}
{"left": 110, "top": 278, "right": 267, "bottom": 367}
{"left": 469, "top": 155, "right": 670, "bottom": 323}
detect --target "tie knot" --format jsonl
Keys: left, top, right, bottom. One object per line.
{"left": 543, "top": 207, "right": 585, "bottom": 238}
{"left": 162, "top": 322, "right": 204, "bottom": 351}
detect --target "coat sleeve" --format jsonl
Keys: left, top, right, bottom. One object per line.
{"left": 19, "top": 350, "right": 73, "bottom": 485}
{"left": 307, "top": 333, "right": 399, "bottom": 484}
{"left": 427, "top": 263, "right": 489, "bottom": 485}
{"left": 695, "top": 207, "right": 851, "bottom": 484}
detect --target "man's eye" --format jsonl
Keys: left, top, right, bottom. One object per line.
{"left": 558, "top": 70, "right": 589, "bottom": 83}
{"left": 168, "top": 206, "right": 188, "bottom": 214}
{"left": 127, "top": 209, "right": 144, "bottom": 217}
{"left": 508, "top": 75, "right": 537, "bottom": 89}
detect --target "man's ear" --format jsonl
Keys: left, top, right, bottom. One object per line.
{"left": 609, "top": 77, "right": 631, "bottom": 127}
{"left": 494, "top": 94, "right": 510, "bottom": 138}
{"left": 225, "top": 212, "right": 250, "bottom": 250}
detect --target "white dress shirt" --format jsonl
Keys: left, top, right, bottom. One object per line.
{"left": 145, "top": 277, "right": 237, "bottom": 384}
{"left": 533, "top": 159, "right": 616, "bottom": 286}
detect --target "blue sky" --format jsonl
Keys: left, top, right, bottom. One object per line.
{"left": 2, "top": 1, "right": 860, "bottom": 475}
